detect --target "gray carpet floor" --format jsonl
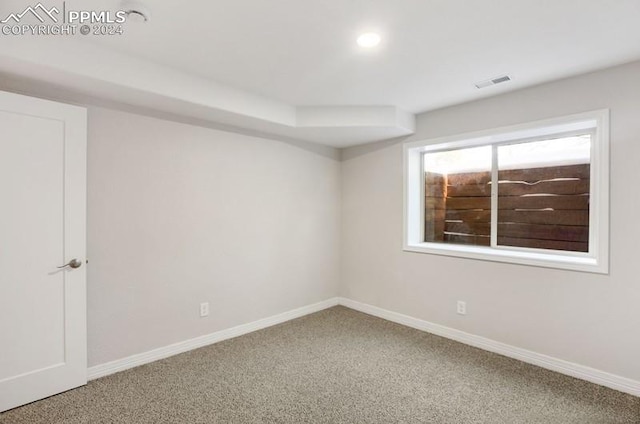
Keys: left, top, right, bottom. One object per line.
{"left": 1, "top": 306, "right": 638, "bottom": 423}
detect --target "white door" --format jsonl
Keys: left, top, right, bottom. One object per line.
{"left": 0, "top": 90, "right": 87, "bottom": 412}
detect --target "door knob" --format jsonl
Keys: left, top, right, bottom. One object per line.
{"left": 57, "top": 259, "right": 82, "bottom": 269}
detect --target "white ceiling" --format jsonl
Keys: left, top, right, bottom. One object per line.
{"left": 91, "top": 0, "right": 640, "bottom": 112}
{"left": 1, "top": 0, "right": 640, "bottom": 147}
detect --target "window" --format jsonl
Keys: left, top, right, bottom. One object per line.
{"left": 404, "top": 110, "right": 609, "bottom": 273}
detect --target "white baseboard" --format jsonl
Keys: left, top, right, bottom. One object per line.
{"left": 88, "top": 295, "right": 639, "bottom": 397}
{"left": 337, "top": 297, "right": 640, "bottom": 397}
{"left": 88, "top": 297, "right": 340, "bottom": 380}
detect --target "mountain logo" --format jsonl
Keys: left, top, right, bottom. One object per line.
{"left": 1, "top": 3, "right": 60, "bottom": 24}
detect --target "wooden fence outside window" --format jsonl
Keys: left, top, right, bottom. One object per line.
{"left": 425, "top": 164, "right": 590, "bottom": 252}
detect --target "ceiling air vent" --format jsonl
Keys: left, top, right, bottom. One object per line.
{"left": 475, "top": 75, "right": 511, "bottom": 89}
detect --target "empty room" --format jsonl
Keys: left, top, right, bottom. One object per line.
{"left": 1, "top": 0, "right": 639, "bottom": 422}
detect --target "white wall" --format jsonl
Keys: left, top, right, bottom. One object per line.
{"left": 87, "top": 107, "right": 341, "bottom": 366}
{"left": 341, "top": 61, "right": 640, "bottom": 381}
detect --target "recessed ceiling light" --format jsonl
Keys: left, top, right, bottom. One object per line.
{"left": 357, "top": 32, "right": 381, "bottom": 48}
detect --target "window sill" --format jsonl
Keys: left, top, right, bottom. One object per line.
{"left": 403, "top": 242, "right": 608, "bottom": 274}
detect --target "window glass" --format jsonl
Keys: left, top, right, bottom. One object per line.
{"left": 424, "top": 146, "right": 491, "bottom": 246}
{"left": 496, "top": 135, "right": 591, "bottom": 252}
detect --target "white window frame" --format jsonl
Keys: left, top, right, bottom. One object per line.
{"left": 403, "top": 109, "right": 609, "bottom": 274}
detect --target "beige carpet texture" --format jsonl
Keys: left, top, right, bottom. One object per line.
{"left": 1, "top": 306, "right": 638, "bottom": 423}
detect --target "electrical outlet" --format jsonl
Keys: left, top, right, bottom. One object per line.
{"left": 456, "top": 301, "right": 467, "bottom": 315}
{"left": 200, "top": 302, "right": 209, "bottom": 317}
